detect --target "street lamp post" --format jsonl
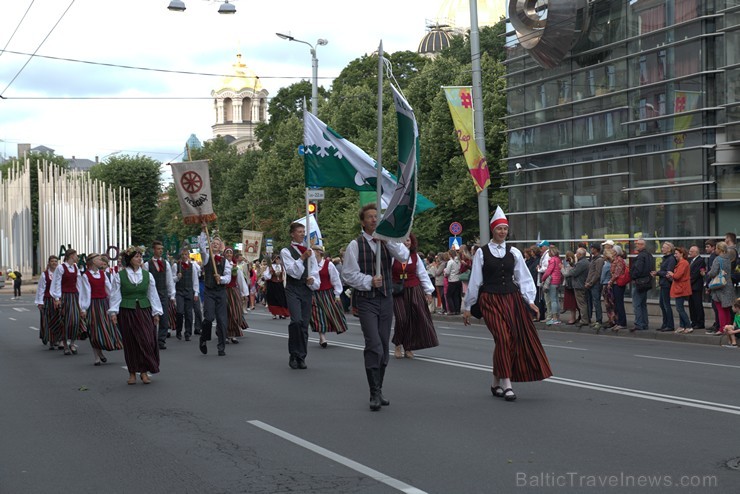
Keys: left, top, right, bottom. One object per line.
{"left": 275, "top": 33, "right": 328, "bottom": 116}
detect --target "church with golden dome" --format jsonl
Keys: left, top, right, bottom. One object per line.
{"left": 418, "top": 0, "right": 506, "bottom": 57}
{"left": 211, "top": 53, "right": 269, "bottom": 151}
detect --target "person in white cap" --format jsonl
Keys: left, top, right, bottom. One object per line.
{"left": 463, "top": 206, "right": 552, "bottom": 402}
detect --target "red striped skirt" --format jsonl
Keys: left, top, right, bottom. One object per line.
{"left": 118, "top": 306, "right": 160, "bottom": 374}
{"left": 60, "top": 292, "right": 82, "bottom": 342}
{"left": 40, "top": 296, "right": 62, "bottom": 345}
{"left": 265, "top": 281, "right": 290, "bottom": 317}
{"left": 311, "top": 289, "right": 348, "bottom": 334}
{"left": 392, "top": 284, "right": 439, "bottom": 351}
{"left": 479, "top": 291, "right": 553, "bottom": 382}
{"left": 226, "top": 286, "right": 246, "bottom": 337}
{"left": 87, "top": 298, "right": 123, "bottom": 351}
{"left": 167, "top": 299, "right": 177, "bottom": 332}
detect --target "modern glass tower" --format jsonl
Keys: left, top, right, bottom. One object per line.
{"left": 504, "top": 0, "right": 739, "bottom": 247}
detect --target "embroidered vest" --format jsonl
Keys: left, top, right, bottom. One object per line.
{"left": 355, "top": 235, "right": 393, "bottom": 298}
{"left": 480, "top": 245, "right": 518, "bottom": 294}
{"left": 318, "top": 260, "right": 332, "bottom": 291}
{"left": 119, "top": 269, "right": 151, "bottom": 309}
{"left": 392, "top": 254, "right": 421, "bottom": 288}
{"left": 175, "top": 262, "right": 194, "bottom": 294}
{"left": 43, "top": 270, "right": 52, "bottom": 299}
{"left": 286, "top": 245, "right": 309, "bottom": 286}
{"left": 203, "top": 256, "right": 226, "bottom": 290}
{"left": 85, "top": 271, "right": 107, "bottom": 299}
{"left": 61, "top": 264, "right": 79, "bottom": 294}
{"left": 147, "top": 259, "right": 169, "bottom": 299}
{"left": 227, "top": 266, "right": 238, "bottom": 288}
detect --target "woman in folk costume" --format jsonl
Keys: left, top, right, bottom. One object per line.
{"left": 263, "top": 255, "right": 291, "bottom": 320}
{"left": 50, "top": 249, "right": 84, "bottom": 355}
{"left": 392, "top": 233, "right": 438, "bottom": 359}
{"left": 79, "top": 253, "right": 123, "bottom": 366}
{"left": 463, "top": 207, "right": 552, "bottom": 402}
{"left": 309, "top": 244, "right": 347, "bottom": 347}
{"left": 224, "top": 249, "right": 249, "bottom": 343}
{"left": 109, "top": 246, "right": 163, "bottom": 385}
{"left": 35, "top": 255, "right": 62, "bottom": 350}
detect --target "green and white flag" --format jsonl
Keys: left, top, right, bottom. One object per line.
{"left": 374, "top": 86, "right": 418, "bottom": 241}
{"left": 303, "top": 110, "right": 434, "bottom": 214}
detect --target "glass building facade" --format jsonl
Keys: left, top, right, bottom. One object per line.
{"left": 504, "top": 0, "right": 740, "bottom": 248}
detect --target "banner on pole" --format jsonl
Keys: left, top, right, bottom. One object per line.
{"left": 170, "top": 160, "right": 217, "bottom": 224}
{"left": 241, "top": 230, "right": 263, "bottom": 262}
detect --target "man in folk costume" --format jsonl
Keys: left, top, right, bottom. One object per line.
{"left": 144, "top": 241, "right": 176, "bottom": 350}
{"left": 280, "top": 222, "right": 319, "bottom": 370}
{"left": 198, "top": 224, "right": 232, "bottom": 356}
{"left": 35, "top": 255, "right": 62, "bottom": 350}
{"left": 172, "top": 247, "right": 199, "bottom": 341}
{"left": 462, "top": 207, "right": 552, "bottom": 402}
{"left": 342, "top": 204, "right": 410, "bottom": 411}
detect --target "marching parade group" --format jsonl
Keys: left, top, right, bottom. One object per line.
{"left": 30, "top": 204, "right": 552, "bottom": 410}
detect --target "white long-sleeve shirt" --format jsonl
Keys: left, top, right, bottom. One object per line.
{"left": 171, "top": 261, "right": 199, "bottom": 294}
{"left": 35, "top": 270, "right": 53, "bottom": 305}
{"left": 411, "top": 253, "right": 435, "bottom": 295}
{"left": 234, "top": 269, "right": 249, "bottom": 297}
{"left": 50, "top": 262, "right": 82, "bottom": 301}
{"left": 198, "top": 232, "right": 232, "bottom": 286}
{"left": 143, "top": 257, "right": 176, "bottom": 300}
{"left": 108, "top": 267, "right": 164, "bottom": 316}
{"left": 280, "top": 243, "right": 319, "bottom": 286}
{"left": 79, "top": 269, "right": 112, "bottom": 311}
{"left": 463, "top": 242, "right": 536, "bottom": 311}
{"left": 311, "top": 259, "right": 344, "bottom": 296}
{"left": 342, "top": 232, "right": 410, "bottom": 292}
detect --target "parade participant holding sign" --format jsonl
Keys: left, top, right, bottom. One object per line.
{"left": 281, "top": 222, "right": 319, "bottom": 370}
{"left": 172, "top": 247, "right": 199, "bottom": 341}
{"left": 109, "top": 247, "right": 163, "bottom": 385}
{"left": 80, "top": 253, "right": 123, "bottom": 366}
{"left": 342, "top": 204, "right": 410, "bottom": 411}
{"left": 198, "top": 224, "right": 232, "bottom": 356}
{"left": 263, "top": 256, "right": 290, "bottom": 320}
{"left": 143, "top": 241, "right": 176, "bottom": 350}
{"left": 35, "top": 255, "right": 62, "bottom": 350}
{"left": 309, "top": 244, "right": 347, "bottom": 347}
{"left": 463, "top": 207, "right": 552, "bottom": 402}
{"left": 50, "top": 249, "right": 84, "bottom": 356}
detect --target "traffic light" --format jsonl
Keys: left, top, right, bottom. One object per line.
{"left": 308, "top": 202, "right": 317, "bottom": 214}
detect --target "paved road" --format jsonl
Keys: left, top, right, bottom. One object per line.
{"left": 1, "top": 294, "right": 739, "bottom": 493}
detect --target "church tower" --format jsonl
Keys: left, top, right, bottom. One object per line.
{"left": 211, "top": 54, "right": 269, "bottom": 151}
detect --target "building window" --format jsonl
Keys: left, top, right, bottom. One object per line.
{"left": 658, "top": 50, "right": 666, "bottom": 80}
{"left": 558, "top": 79, "right": 571, "bottom": 104}
{"left": 639, "top": 56, "right": 648, "bottom": 85}
{"left": 639, "top": 98, "right": 647, "bottom": 134}
{"left": 538, "top": 84, "right": 547, "bottom": 108}
{"left": 606, "top": 65, "right": 617, "bottom": 91}
{"left": 606, "top": 112, "right": 615, "bottom": 137}
{"left": 587, "top": 70, "right": 596, "bottom": 96}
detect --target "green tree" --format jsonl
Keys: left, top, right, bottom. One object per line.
{"left": 88, "top": 155, "right": 162, "bottom": 246}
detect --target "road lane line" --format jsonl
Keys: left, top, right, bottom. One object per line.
{"left": 248, "top": 420, "right": 427, "bottom": 494}
{"left": 13, "top": 307, "right": 29, "bottom": 312}
{"left": 29, "top": 326, "right": 39, "bottom": 331}
{"left": 438, "top": 332, "right": 588, "bottom": 351}
{"left": 8, "top": 317, "right": 16, "bottom": 321}
{"left": 634, "top": 354, "right": 740, "bottom": 370}
{"left": 245, "top": 327, "right": 740, "bottom": 416}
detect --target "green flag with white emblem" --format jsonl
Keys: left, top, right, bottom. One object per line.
{"left": 303, "top": 110, "right": 434, "bottom": 214}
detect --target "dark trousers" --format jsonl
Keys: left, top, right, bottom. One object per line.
{"left": 193, "top": 296, "right": 203, "bottom": 328}
{"left": 658, "top": 286, "right": 674, "bottom": 330}
{"left": 688, "top": 289, "right": 705, "bottom": 328}
{"left": 176, "top": 290, "right": 194, "bottom": 336}
{"left": 612, "top": 284, "right": 627, "bottom": 327}
{"left": 155, "top": 294, "right": 170, "bottom": 344}
{"left": 356, "top": 295, "right": 393, "bottom": 369}
{"left": 589, "top": 284, "right": 602, "bottom": 323}
{"left": 535, "top": 286, "right": 547, "bottom": 320}
{"left": 285, "top": 283, "right": 312, "bottom": 360}
{"left": 13, "top": 281, "right": 21, "bottom": 297}
{"left": 446, "top": 281, "right": 462, "bottom": 314}
{"left": 201, "top": 288, "right": 227, "bottom": 352}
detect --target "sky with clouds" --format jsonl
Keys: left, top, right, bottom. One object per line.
{"left": 0, "top": 0, "right": 505, "bottom": 173}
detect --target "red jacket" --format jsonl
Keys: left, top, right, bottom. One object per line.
{"left": 669, "top": 258, "right": 691, "bottom": 298}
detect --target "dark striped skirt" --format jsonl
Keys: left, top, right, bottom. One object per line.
{"left": 311, "top": 289, "right": 348, "bottom": 334}
{"left": 479, "top": 291, "right": 553, "bottom": 382}
{"left": 60, "top": 292, "right": 82, "bottom": 342}
{"left": 40, "top": 296, "right": 62, "bottom": 345}
{"left": 392, "top": 284, "right": 439, "bottom": 351}
{"left": 87, "top": 298, "right": 123, "bottom": 351}
{"left": 167, "top": 299, "right": 177, "bottom": 332}
{"left": 119, "top": 306, "right": 160, "bottom": 374}
{"left": 226, "top": 285, "right": 246, "bottom": 337}
{"left": 265, "top": 281, "right": 290, "bottom": 317}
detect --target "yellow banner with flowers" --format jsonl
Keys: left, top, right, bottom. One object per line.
{"left": 443, "top": 86, "right": 490, "bottom": 194}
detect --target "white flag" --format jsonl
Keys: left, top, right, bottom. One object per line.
{"left": 170, "top": 160, "right": 217, "bottom": 224}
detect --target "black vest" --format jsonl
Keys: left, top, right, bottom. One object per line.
{"left": 286, "top": 245, "right": 309, "bottom": 286}
{"left": 147, "top": 259, "right": 169, "bottom": 299}
{"left": 480, "top": 244, "right": 518, "bottom": 294}
{"left": 204, "top": 256, "right": 226, "bottom": 290}
{"left": 175, "top": 262, "right": 194, "bottom": 294}
{"left": 355, "top": 235, "right": 393, "bottom": 298}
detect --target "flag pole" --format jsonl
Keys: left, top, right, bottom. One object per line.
{"left": 375, "top": 40, "right": 384, "bottom": 276}
{"left": 305, "top": 98, "right": 312, "bottom": 249}
{"left": 470, "top": 0, "right": 490, "bottom": 245}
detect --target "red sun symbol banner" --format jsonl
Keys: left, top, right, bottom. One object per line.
{"left": 170, "top": 160, "right": 217, "bottom": 224}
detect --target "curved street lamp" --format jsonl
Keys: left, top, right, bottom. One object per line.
{"left": 275, "top": 33, "right": 328, "bottom": 116}
{"left": 167, "top": 0, "right": 235, "bottom": 14}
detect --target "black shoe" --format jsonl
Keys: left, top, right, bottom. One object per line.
{"left": 230, "top": 338, "right": 239, "bottom": 344}
{"left": 503, "top": 388, "right": 517, "bottom": 402}
{"left": 185, "top": 335, "right": 191, "bottom": 341}
{"left": 176, "top": 333, "right": 182, "bottom": 340}
{"left": 491, "top": 385, "right": 505, "bottom": 398}
{"left": 289, "top": 356, "right": 299, "bottom": 369}
{"left": 166, "top": 333, "right": 171, "bottom": 338}
{"left": 659, "top": 328, "right": 674, "bottom": 332}
{"left": 199, "top": 340, "right": 207, "bottom": 354}
{"left": 158, "top": 343, "right": 167, "bottom": 350}
{"left": 100, "top": 356, "right": 107, "bottom": 363}
{"left": 218, "top": 350, "right": 226, "bottom": 356}
{"left": 194, "top": 329, "right": 202, "bottom": 335}
{"left": 320, "top": 341, "right": 328, "bottom": 348}
{"left": 297, "top": 358, "right": 307, "bottom": 369}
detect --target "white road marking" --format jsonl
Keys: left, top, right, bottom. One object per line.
{"left": 245, "top": 327, "right": 740, "bottom": 417}
{"left": 8, "top": 317, "right": 16, "bottom": 321}
{"left": 29, "top": 326, "right": 39, "bottom": 331}
{"left": 438, "top": 332, "right": 588, "bottom": 351}
{"left": 634, "top": 354, "right": 740, "bottom": 369}
{"left": 249, "top": 420, "right": 428, "bottom": 494}
{"left": 13, "top": 307, "right": 29, "bottom": 312}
